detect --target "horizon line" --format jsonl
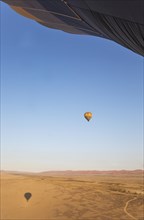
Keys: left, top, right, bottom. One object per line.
{"left": 1, "top": 169, "right": 143, "bottom": 173}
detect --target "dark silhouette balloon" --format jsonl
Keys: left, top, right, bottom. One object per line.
{"left": 24, "top": 192, "right": 32, "bottom": 201}
{"left": 84, "top": 112, "right": 92, "bottom": 121}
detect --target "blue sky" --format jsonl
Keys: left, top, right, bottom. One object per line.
{"left": 1, "top": 2, "right": 143, "bottom": 171}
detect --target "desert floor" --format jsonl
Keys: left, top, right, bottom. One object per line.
{"left": 1, "top": 172, "right": 144, "bottom": 220}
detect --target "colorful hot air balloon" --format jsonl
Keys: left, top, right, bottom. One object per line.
{"left": 1, "top": 0, "right": 144, "bottom": 56}
{"left": 84, "top": 112, "right": 92, "bottom": 121}
{"left": 24, "top": 192, "right": 32, "bottom": 201}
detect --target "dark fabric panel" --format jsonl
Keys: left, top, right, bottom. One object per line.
{"left": 37, "top": 0, "right": 76, "bottom": 17}
{"left": 68, "top": 0, "right": 144, "bottom": 25}
{"left": 53, "top": 14, "right": 94, "bottom": 32}
{"left": 96, "top": 15, "right": 144, "bottom": 56}
{"left": 68, "top": 6, "right": 110, "bottom": 39}
{"left": 23, "top": 8, "right": 95, "bottom": 33}
{"left": 38, "top": 21, "right": 88, "bottom": 35}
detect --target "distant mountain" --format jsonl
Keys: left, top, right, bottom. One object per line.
{"left": 39, "top": 169, "right": 144, "bottom": 175}
{"left": 1, "top": 169, "right": 143, "bottom": 176}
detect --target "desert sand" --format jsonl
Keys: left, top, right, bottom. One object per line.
{"left": 1, "top": 171, "right": 144, "bottom": 220}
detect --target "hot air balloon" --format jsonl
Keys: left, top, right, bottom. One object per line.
{"left": 84, "top": 112, "right": 92, "bottom": 121}
{"left": 1, "top": 0, "right": 144, "bottom": 56}
{"left": 24, "top": 192, "right": 32, "bottom": 201}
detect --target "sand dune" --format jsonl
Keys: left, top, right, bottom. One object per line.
{"left": 1, "top": 171, "right": 144, "bottom": 220}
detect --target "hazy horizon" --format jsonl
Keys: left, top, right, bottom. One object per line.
{"left": 1, "top": 169, "right": 144, "bottom": 173}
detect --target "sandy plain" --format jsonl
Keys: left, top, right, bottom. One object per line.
{"left": 0, "top": 171, "right": 144, "bottom": 220}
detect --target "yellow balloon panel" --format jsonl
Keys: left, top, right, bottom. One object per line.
{"left": 84, "top": 112, "right": 92, "bottom": 121}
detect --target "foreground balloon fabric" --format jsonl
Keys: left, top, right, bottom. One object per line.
{"left": 24, "top": 192, "right": 32, "bottom": 201}
{"left": 84, "top": 112, "right": 92, "bottom": 121}
{"left": 2, "top": 0, "right": 144, "bottom": 56}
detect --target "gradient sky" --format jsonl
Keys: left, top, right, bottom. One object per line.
{"left": 1, "top": 2, "right": 143, "bottom": 171}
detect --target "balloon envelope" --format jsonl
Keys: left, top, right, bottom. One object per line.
{"left": 84, "top": 112, "right": 92, "bottom": 121}
{"left": 2, "top": 0, "right": 144, "bottom": 56}
{"left": 24, "top": 192, "right": 32, "bottom": 201}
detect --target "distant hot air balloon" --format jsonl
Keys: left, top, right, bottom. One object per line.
{"left": 84, "top": 112, "right": 92, "bottom": 121}
{"left": 24, "top": 192, "right": 32, "bottom": 201}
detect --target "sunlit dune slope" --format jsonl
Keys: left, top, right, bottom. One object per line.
{"left": 1, "top": 172, "right": 143, "bottom": 220}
